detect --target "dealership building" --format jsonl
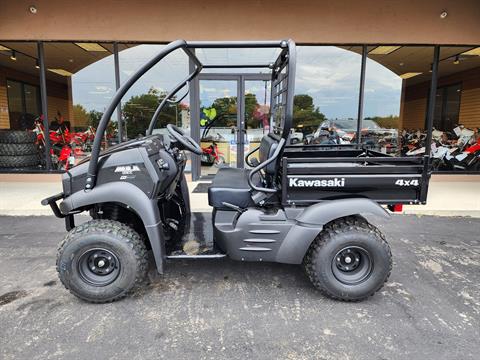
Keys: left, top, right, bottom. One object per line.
{"left": 0, "top": 0, "right": 478, "bottom": 213}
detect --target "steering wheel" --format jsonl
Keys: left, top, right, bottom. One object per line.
{"left": 166, "top": 124, "right": 202, "bottom": 155}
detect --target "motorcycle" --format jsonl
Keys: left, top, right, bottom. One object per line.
{"left": 33, "top": 117, "right": 85, "bottom": 170}
{"left": 407, "top": 126, "right": 480, "bottom": 171}
{"left": 201, "top": 136, "right": 225, "bottom": 167}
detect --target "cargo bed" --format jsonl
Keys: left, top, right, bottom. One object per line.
{"left": 281, "top": 145, "right": 430, "bottom": 206}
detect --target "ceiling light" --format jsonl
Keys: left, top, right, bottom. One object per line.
{"left": 399, "top": 72, "right": 422, "bottom": 79}
{"left": 74, "top": 42, "right": 107, "bottom": 52}
{"left": 461, "top": 47, "right": 480, "bottom": 56}
{"left": 453, "top": 56, "right": 460, "bottom": 65}
{"left": 369, "top": 46, "right": 401, "bottom": 55}
{"left": 440, "top": 11, "right": 448, "bottom": 19}
{"left": 35, "top": 59, "right": 40, "bottom": 69}
{"left": 10, "top": 50, "right": 17, "bottom": 61}
{"left": 48, "top": 68, "right": 73, "bottom": 76}
{"left": 0, "top": 45, "right": 10, "bottom": 51}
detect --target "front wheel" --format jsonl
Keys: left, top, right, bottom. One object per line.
{"left": 304, "top": 216, "right": 392, "bottom": 301}
{"left": 56, "top": 220, "right": 148, "bottom": 303}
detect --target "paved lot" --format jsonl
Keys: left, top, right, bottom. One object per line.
{"left": 0, "top": 215, "right": 479, "bottom": 360}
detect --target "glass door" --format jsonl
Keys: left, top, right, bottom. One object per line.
{"left": 193, "top": 74, "right": 272, "bottom": 179}
{"left": 243, "top": 79, "right": 271, "bottom": 167}
{"left": 199, "top": 79, "right": 239, "bottom": 178}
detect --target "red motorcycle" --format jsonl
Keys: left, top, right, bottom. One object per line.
{"left": 33, "top": 117, "right": 84, "bottom": 170}
{"left": 201, "top": 141, "right": 225, "bottom": 166}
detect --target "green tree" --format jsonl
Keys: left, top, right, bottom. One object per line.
{"left": 294, "top": 94, "right": 314, "bottom": 111}
{"left": 202, "top": 96, "right": 238, "bottom": 128}
{"left": 72, "top": 104, "right": 89, "bottom": 127}
{"left": 122, "top": 87, "right": 178, "bottom": 139}
{"left": 293, "top": 94, "right": 326, "bottom": 129}
{"left": 87, "top": 109, "right": 104, "bottom": 128}
{"left": 245, "top": 93, "right": 260, "bottom": 128}
{"left": 72, "top": 104, "right": 107, "bottom": 130}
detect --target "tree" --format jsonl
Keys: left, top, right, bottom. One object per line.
{"left": 72, "top": 104, "right": 89, "bottom": 127}
{"left": 294, "top": 94, "right": 314, "bottom": 112}
{"left": 245, "top": 93, "right": 261, "bottom": 129}
{"left": 122, "top": 87, "right": 178, "bottom": 138}
{"left": 73, "top": 104, "right": 106, "bottom": 129}
{"left": 293, "top": 94, "right": 326, "bottom": 129}
{"left": 88, "top": 109, "right": 104, "bottom": 128}
{"left": 202, "top": 96, "right": 238, "bottom": 128}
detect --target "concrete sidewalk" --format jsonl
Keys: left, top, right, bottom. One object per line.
{"left": 0, "top": 173, "right": 479, "bottom": 217}
{"left": 0, "top": 176, "right": 212, "bottom": 215}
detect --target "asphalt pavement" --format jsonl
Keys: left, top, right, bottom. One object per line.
{"left": 0, "top": 214, "right": 479, "bottom": 360}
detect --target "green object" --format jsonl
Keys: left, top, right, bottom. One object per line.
{"left": 203, "top": 107, "right": 217, "bottom": 120}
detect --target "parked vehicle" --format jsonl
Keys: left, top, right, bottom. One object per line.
{"left": 201, "top": 140, "right": 225, "bottom": 166}
{"left": 403, "top": 126, "right": 480, "bottom": 171}
{"left": 42, "top": 39, "right": 432, "bottom": 304}
{"left": 308, "top": 119, "right": 398, "bottom": 153}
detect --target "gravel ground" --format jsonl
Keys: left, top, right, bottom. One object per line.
{"left": 0, "top": 214, "right": 479, "bottom": 360}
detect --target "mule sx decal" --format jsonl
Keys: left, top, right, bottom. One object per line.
{"left": 114, "top": 165, "right": 141, "bottom": 175}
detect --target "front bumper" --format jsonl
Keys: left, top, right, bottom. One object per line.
{"left": 41, "top": 192, "right": 65, "bottom": 218}
{"left": 41, "top": 192, "right": 77, "bottom": 231}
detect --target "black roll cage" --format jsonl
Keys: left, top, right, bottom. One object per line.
{"left": 85, "top": 39, "right": 296, "bottom": 190}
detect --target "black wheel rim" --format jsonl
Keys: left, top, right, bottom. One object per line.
{"left": 331, "top": 246, "right": 373, "bottom": 285}
{"left": 78, "top": 248, "right": 121, "bottom": 286}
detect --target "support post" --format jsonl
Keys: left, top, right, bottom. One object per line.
{"left": 189, "top": 50, "right": 201, "bottom": 181}
{"left": 37, "top": 42, "right": 52, "bottom": 170}
{"left": 114, "top": 42, "right": 123, "bottom": 143}
{"left": 424, "top": 46, "right": 440, "bottom": 157}
{"left": 420, "top": 45, "right": 440, "bottom": 203}
{"left": 356, "top": 45, "right": 367, "bottom": 145}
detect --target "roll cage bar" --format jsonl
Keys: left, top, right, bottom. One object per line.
{"left": 85, "top": 39, "right": 296, "bottom": 190}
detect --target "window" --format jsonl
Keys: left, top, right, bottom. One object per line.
{"left": 6, "top": 80, "right": 40, "bottom": 130}
{"left": 433, "top": 83, "right": 461, "bottom": 132}
{"left": 364, "top": 46, "right": 434, "bottom": 155}
{"left": 294, "top": 46, "right": 362, "bottom": 145}
{"left": 42, "top": 42, "right": 117, "bottom": 169}
{"left": 119, "top": 44, "right": 190, "bottom": 139}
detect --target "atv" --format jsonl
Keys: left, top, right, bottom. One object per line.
{"left": 42, "top": 39, "right": 432, "bottom": 303}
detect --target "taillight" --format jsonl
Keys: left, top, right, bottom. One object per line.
{"left": 387, "top": 204, "right": 403, "bottom": 212}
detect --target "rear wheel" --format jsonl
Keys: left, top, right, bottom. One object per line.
{"left": 304, "top": 216, "right": 392, "bottom": 301}
{"left": 56, "top": 219, "right": 148, "bottom": 303}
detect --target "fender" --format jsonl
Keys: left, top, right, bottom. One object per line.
{"left": 275, "top": 198, "right": 390, "bottom": 264}
{"left": 296, "top": 198, "right": 390, "bottom": 225}
{"left": 59, "top": 181, "right": 166, "bottom": 273}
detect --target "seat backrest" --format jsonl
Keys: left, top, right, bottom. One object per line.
{"left": 258, "top": 133, "right": 280, "bottom": 175}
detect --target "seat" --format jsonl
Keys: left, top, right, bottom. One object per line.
{"left": 208, "top": 133, "right": 281, "bottom": 210}
{"left": 208, "top": 167, "right": 260, "bottom": 209}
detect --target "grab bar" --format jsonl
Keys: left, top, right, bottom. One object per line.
{"left": 248, "top": 138, "right": 285, "bottom": 193}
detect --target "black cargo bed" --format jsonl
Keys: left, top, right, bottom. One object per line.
{"left": 281, "top": 145, "right": 430, "bottom": 206}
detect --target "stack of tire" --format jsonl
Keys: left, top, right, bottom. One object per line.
{"left": 0, "top": 131, "right": 41, "bottom": 170}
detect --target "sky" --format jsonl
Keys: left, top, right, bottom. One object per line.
{"left": 72, "top": 45, "right": 402, "bottom": 119}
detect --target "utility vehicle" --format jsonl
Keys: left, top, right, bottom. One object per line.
{"left": 42, "top": 40, "right": 433, "bottom": 303}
